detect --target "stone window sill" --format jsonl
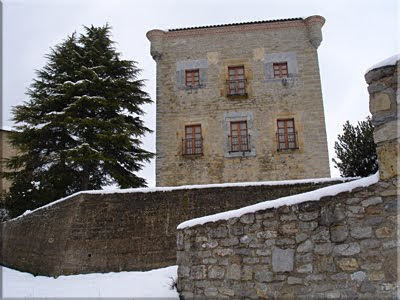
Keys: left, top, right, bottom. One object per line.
{"left": 224, "top": 150, "right": 256, "bottom": 158}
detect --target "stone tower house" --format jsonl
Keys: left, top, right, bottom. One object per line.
{"left": 147, "top": 16, "right": 330, "bottom": 187}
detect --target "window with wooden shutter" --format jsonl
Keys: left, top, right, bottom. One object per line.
{"left": 273, "top": 62, "right": 288, "bottom": 78}
{"left": 227, "top": 66, "right": 246, "bottom": 96}
{"left": 277, "top": 119, "right": 298, "bottom": 150}
{"left": 183, "top": 125, "right": 203, "bottom": 155}
{"left": 229, "top": 121, "right": 250, "bottom": 152}
{"left": 185, "top": 69, "right": 200, "bottom": 87}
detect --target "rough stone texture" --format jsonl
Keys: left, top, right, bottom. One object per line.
{"left": 176, "top": 177, "right": 397, "bottom": 299}
{"left": 147, "top": 16, "right": 330, "bottom": 186}
{"left": 0, "top": 180, "right": 343, "bottom": 276}
{"left": 176, "top": 57, "right": 399, "bottom": 299}
{"left": 365, "top": 59, "right": 398, "bottom": 180}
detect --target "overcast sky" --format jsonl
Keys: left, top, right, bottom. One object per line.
{"left": 2, "top": 0, "right": 398, "bottom": 186}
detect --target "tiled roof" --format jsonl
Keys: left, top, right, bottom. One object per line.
{"left": 168, "top": 17, "right": 303, "bottom": 32}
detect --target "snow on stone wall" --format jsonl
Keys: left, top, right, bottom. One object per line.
{"left": 176, "top": 55, "right": 399, "bottom": 299}
{"left": 0, "top": 179, "right": 346, "bottom": 277}
{"left": 176, "top": 176, "right": 397, "bottom": 298}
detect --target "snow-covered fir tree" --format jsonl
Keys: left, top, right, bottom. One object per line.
{"left": 3, "top": 25, "right": 154, "bottom": 217}
{"left": 333, "top": 116, "right": 378, "bottom": 177}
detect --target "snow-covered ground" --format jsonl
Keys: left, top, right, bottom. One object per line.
{"left": 2, "top": 265, "right": 179, "bottom": 298}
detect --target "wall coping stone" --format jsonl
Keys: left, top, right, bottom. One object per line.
{"left": 177, "top": 173, "right": 378, "bottom": 229}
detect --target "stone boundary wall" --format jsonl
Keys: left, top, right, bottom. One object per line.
{"left": 176, "top": 57, "right": 399, "bottom": 298}
{"left": 0, "top": 179, "right": 345, "bottom": 276}
{"left": 176, "top": 177, "right": 397, "bottom": 298}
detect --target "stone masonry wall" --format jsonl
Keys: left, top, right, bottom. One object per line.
{"left": 176, "top": 58, "right": 399, "bottom": 298}
{"left": 0, "top": 179, "right": 344, "bottom": 276}
{"left": 176, "top": 178, "right": 397, "bottom": 298}
{"left": 148, "top": 16, "right": 330, "bottom": 186}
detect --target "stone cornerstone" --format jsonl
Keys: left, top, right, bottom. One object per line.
{"left": 175, "top": 58, "right": 399, "bottom": 298}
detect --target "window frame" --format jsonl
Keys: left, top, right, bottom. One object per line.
{"left": 229, "top": 120, "right": 250, "bottom": 152}
{"left": 183, "top": 124, "right": 203, "bottom": 155}
{"left": 273, "top": 62, "right": 289, "bottom": 79}
{"left": 227, "top": 66, "right": 246, "bottom": 96}
{"left": 185, "top": 69, "right": 200, "bottom": 88}
{"left": 277, "top": 118, "right": 298, "bottom": 151}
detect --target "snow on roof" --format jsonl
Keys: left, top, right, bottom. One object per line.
{"left": 365, "top": 54, "right": 399, "bottom": 74}
{"left": 177, "top": 172, "right": 379, "bottom": 230}
{"left": 11, "top": 176, "right": 354, "bottom": 221}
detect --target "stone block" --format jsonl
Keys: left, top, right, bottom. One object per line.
{"left": 297, "top": 263, "right": 313, "bottom": 273}
{"left": 256, "top": 230, "right": 277, "bottom": 239}
{"left": 209, "top": 226, "right": 228, "bottom": 238}
{"left": 178, "top": 265, "right": 190, "bottom": 278}
{"left": 375, "top": 226, "right": 395, "bottom": 238}
{"left": 330, "top": 224, "right": 348, "bottom": 242}
{"left": 333, "top": 242, "right": 360, "bottom": 256}
{"left": 351, "top": 271, "right": 366, "bottom": 282}
{"left": 255, "top": 270, "right": 274, "bottom": 282}
{"left": 276, "top": 238, "right": 296, "bottom": 246}
{"left": 296, "top": 252, "right": 314, "bottom": 264}
{"left": 311, "top": 226, "right": 330, "bottom": 242}
{"left": 226, "top": 264, "right": 241, "bottom": 280}
{"left": 369, "top": 92, "right": 392, "bottom": 113}
{"left": 321, "top": 205, "right": 345, "bottom": 225}
{"left": 240, "top": 213, "right": 255, "bottom": 224}
{"left": 204, "top": 287, "right": 219, "bottom": 297}
{"left": 376, "top": 141, "right": 399, "bottom": 179}
{"left": 360, "top": 239, "right": 381, "bottom": 250}
{"left": 330, "top": 272, "right": 349, "bottom": 281}
{"left": 361, "top": 197, "right": 383, "bottom": 207}
{"left": 202, "top": 258, "right": 218, "bottom": 264}
{"left": 280, "top": 214, "right": 298, "bottom": 222}
{"left": 208, "top": 266, "right": 225, "bottom": 279}
{"left": 299, "top": 211, "right": 319, "bottom": 221}
{"left": 242, "top": 266, "right": 253, "bottom": 281}
{"left": 218, "top": 287, "right": 235, "bottom": 297}
{"left": 364, "top": 216, "right": 384, "bottom": 226}
{"left": 220, "top": 237, "right": 239, "bottom": 247}
{"left": 288, "top": 276, "right": 303, "bottom": 285}
{"left": 314, "top": 243, "right": 332, "bottom": 255}
{"left": 201, "top": 240, "right": 218, "bottom": 249}
{"left": 297, "top": 239, "right": 313, "bottom": 253}
{"left": 295, "top": 232, "right": 308, "bottom": 243}
{"left": 256, "top": 249, "right": 271, "bottom": 256}
{"left": 306, "top": 274, "right": 326, "bottom": 281}
{"left": 346, "top": 197, "right": 362, "bottom": 205}
{"left": 350, "top": 226, "right": 372, "bottom": 239}
{"left": 373, "top": 120, "right": 398, "bottom": 143}
{"left": 368, "top": 271, "right": 385, "bottom": 281}
{"left": 214, "top": 248, "right": 234, "bottom": 256}
{"left": 361, "top": 263, "right": 382, "bottom": 271}
{"left": 240, "top": 234, "right": 254, "bottom": 244}
{"left": 272, "top": 248, "right": 294, "bottom": 272}
{"left": 280, "top": 222, "right": 299, "bottom": 235}
{"left": 191, "top": 265, "right": 207, "bottom": 280}
{"left": 337, "top": 258, "right": 359, "bottom": 271}
{"left": 243, "top": 257, "right": 260, "bottom": 264}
